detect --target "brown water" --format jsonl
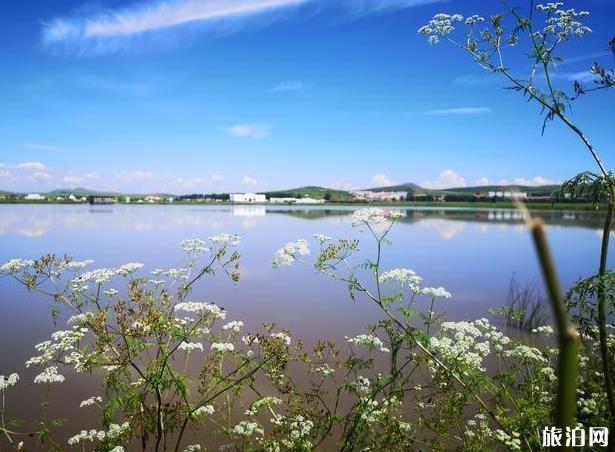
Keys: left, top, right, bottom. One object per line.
{"left": 0, "top": 204, "right": 608, "bottom": 449}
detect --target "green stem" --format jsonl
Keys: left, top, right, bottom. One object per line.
{"left": 598, "top": 191, "right": 615, "bottom": 434}
{"left": 531, "top": 218, "right": 579, "bottom": 449}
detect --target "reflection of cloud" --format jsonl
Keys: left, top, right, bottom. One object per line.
{"left": 419, "top": 219, "right": 465, "bottom": 240}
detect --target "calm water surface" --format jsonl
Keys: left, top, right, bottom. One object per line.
{"left": 0, "top": 204, "right": 609, "bottom": 445}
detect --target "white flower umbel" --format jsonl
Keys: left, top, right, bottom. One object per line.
{"left": 210, "top": 342, "right": 235, "bottom": 353}
{"left": 222, "top": 320, "right": 244, "bottom": 332}
{"left": 0, "top": 373, "right": 19, "bottom": 390}
{"left": 183, "top": 445, "right": 201, "bottom": 452}
{"left": 271, "top": 239, "right": 310, "bottom": 268}
{"left": 174, "top": 302, "right": 226, "bottom": 320}
{"left": 181, "top": 239, "right": 209, "bottom": 253}
{"left": 178, "top": 341, "right": 204, "bottom": 352}
{"left": 379, "top": 268, "right": 422, "bottom": 290}
{"left": 0, "top": 259, "right": 33, "bottom": 274}
{"left": 192, "top": 404, "right": 215, "bottom": 417}
{"left": 232, "top": 420, "right": 264, "bottom": 437}
{"left": 79, "top": 396, "right": 102, "bottom": 408}
{"left": 346, "top": 334, "right": 389, "bottom": 353}
{"left": 420, "top": 287, "right": 452, "bottom": 299}
{"left": 34, "top": 366, "right": 65, "bottom": 384}
{"left": 270, "top": 332, "right": 292, "bottom": 346}
{"left": 245, "top": 396, "right": 283, "bottom": 416}
{"left": 208, "top": 234, "right": 241, "bottom": 246}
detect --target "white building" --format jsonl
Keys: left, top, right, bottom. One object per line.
{"left": 24, "top": 193, "right": 45, "bottom": 201}
{"left": 269, "top": 197, "right": 297, "bottom": 203}
{"left": 351, "top": 191, "right": 407, "bottom": 201}
{"left": 295, "top": 197, "right": 325, "bottom": 204}
{"left": 229, "top": 193, "right": 266, "bottom": 203}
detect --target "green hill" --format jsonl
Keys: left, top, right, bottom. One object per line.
{"left": 363, "top": 182, "right": 422, "bottom": 192}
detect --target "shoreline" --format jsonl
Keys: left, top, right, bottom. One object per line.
{"left": 0, "top": 200, "right": 604, "bottom": 211}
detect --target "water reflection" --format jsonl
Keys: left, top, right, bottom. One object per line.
{"left": 0, "top": 203, "right": 609, "bottom": 446}
{"left": 0, "top": 204, "right": 605, "bottom": 237}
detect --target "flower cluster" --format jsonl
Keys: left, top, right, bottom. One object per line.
{"left": 34, "top": 366, "right": 65, "bottom": 384}
{"left": 539, "top": 5, "right": 591, "bottom": 40}
{"left": 351, "top": 208, "right": 402, "bottom": 226}
{"left": 211, "top": 342, "right": 235, "bottom": 353}
{"left": 67, "top": 421, "right": 130, "bottom": 445}
{"left": 174, "top": 301, "right": 226, "bottom": 320}
{"left": 0, "top": 372, "right": 19, "bottom": 390}
{"left": 346, "top": 334, "right": 389, "bottom": 353}
{"left": 271, "top": 239, "right": 310, "bottom": 267}
{"left": 418, "top": 13, "right": 464, "bottom": 45}
{"left": 379, "top": 268, "right": 422, "bottom": 290}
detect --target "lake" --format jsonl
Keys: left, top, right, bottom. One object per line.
{"left": 0, "top": 203, "right": 609, "bottom": 444}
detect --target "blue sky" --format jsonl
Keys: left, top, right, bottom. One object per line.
{"left": 0, "top": 0, "right": 613, "bottom": 193}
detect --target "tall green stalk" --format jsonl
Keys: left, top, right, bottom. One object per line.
{"left": 598, "top": 188, "right": 615, "bottom": 435}
{"left": 531, "top": 219, "right": 579, "bottom": 445}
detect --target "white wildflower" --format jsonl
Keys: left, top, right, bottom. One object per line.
{"left": 34, "top": 366, "right": 65, "bottom": 384}
{"left": 222, "top": 321, "right": 244, "bottom": 332}
{"left": 0, "top": 373, "right": 19, "bottom": 390}
{"left": 79, "top": 396, "right": 102, "bottom": 408}
{"left": 211, "top": 342, "right": 235, "bottom": 353}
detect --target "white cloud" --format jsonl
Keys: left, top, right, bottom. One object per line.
{"left": 0, "top": 167, "right": 12, "bottom": 180}
{"left": 512, "top": 176, "right": 557, "bottom": 186}
{"left": 42, "top": 0, "right": 447, "bottom": 54}
{"left": 272, "top": 80, "right": 304, "bottom": 91}
{"left": 242, "top": 176, "right": 258, "bottom": 187}
{"left": 475, "top": 177, "right": 490, "bottom": 186}
{"left": 16, "top": 161, "right": 48, "bottom": 171}
{"left": 453, "top": 75, "right": 500, "bottom": 87}
{"left": 370, "top": 174, "right": 394, "bottom": 187}
{"left": 61, "top": 172, "right": 98, "bottom": 187}
{"left": 163, "top": 175, "right": 205, "bottom": 190}
{"left": 31, "top": 171, "right": 53, "bottom": 182}
{"left": 42, "top": 0, "right": 306, "bottom": 53}
{"left": 21, "top": 142, "right": 70, "bottom": 152}
{"left": 116, "top": 170, "right": 155, "bottom": 182}
{"left": 421, "top": 170, "right": 466, "bottom": 189}
{"left": 408, "top": 107, "right": 493, "bottom": 116}
{"left": 210, "top": 174, "right": 225, "bottom": 185}
{"left": 552, "top": 70, "right": 595, "bottom": 83}
{"left": 226, "top": 124, "right": 271, "bottom": 139}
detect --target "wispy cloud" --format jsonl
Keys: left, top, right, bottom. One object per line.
{"left": 421, "top": 170, "right": 466, "bottom": 189}
{"left": 371, "top": 174, "right": 394, "bottom": 187}
{"left": 407, "top": 107, "right": 493, "bottom": 116}
{"left": 512, "top": 176, "right": 557, "bottom": 186}
{"left": 549, "top": 70, "right": 596, "bottom": 83}
{"left": 272, "top": 80, "right": 304, "bottom": 91}
{"left": 16, "top": 161, "right": 48, "bottom": 171}
{"left": 225, "top": 124, "right": 271, "bottom": 139}
{"left": 42, "top": 0, "right": 447, "bottom": 54}
{"left": 21, "top": 142, "right": 71, "bottom": 152}
{"left": 242, "top": 175, "right": 258, "bottom": 187}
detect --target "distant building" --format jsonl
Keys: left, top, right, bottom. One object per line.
{"left": 269, "top": 197, "right": 297, "bottom": 203}
{"left": 295, "top": 197, "right": 325, "bottom": 204}
{"left": 24, "top": 193, "right": 45, "bottom": 201}
{"left": 124, "top": 196, "right": 131, "bottom": 203}
{"left": 88, "top": 196, "right": 117, "bottom": 205}
{"left": 229, "top": 193, "right": 266, "bottom": 203}
{"left": 350, "top": 191, "right": 406, "bottom": 201}
{"left": 145, "top": 195, "right": 162, "bottom": 203}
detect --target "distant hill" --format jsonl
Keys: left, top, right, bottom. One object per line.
{"left": 442, "top": 184, "right": 560, "bottom": 195}
{"left": 260, "top": 186, "right": 353, "bottom": 201}
{"left": 363, "top": 182, "right": 422, "bottom": 192}
{"left": 45, "top": 187, "right": 119, "bottom": 197}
